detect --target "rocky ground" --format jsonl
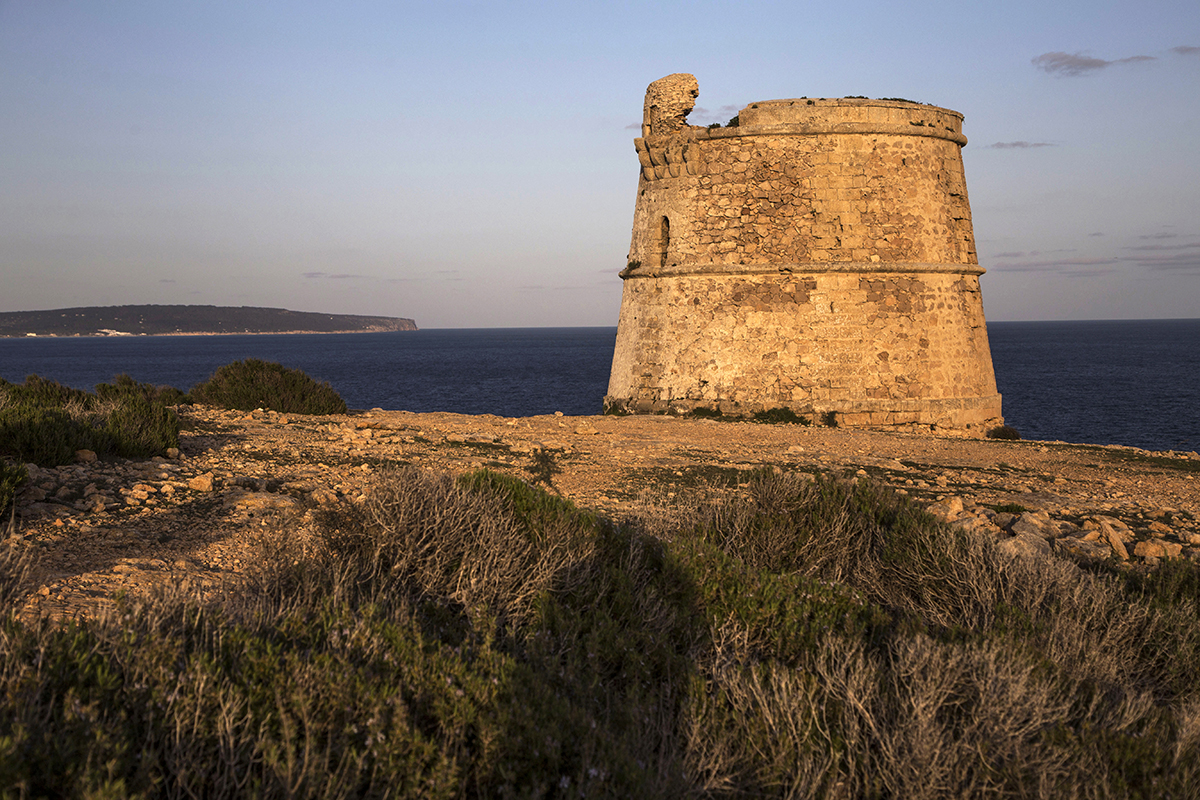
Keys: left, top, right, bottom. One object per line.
{"left": 9, "top": 405, "right": 1200, "bottom": 621}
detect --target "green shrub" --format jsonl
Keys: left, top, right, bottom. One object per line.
{"left": 0, "top": 375, "right": 179, "bottom": 466}
{"left": 102, "top": 392, "right": 180, "bottom": 458}
{"left": 190, "top": 358, "right": 347, "bottom": 415}
{"left": 987, "top": 424, "right": 1021, "bottom": 440}
{"left": 96, "top": 373, "right": 189, "bottom": 406}
{"left": 0, "top": 403, "right": 89, "bottom": 466}
{"left": 0, "top": 374, "right": 91, "bottom": 408}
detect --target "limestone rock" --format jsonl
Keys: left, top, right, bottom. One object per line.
{"left": 1099, "top": 521, "right": 1130, "bottom": 561}
{"left": 1009, "top": 514, "right": 1048, "bottom": 539}
{"left": 188, "top": 473, "right": 215, "bottom": 492}
{"left": 1134, "top": 540, "right": 1184, "bottom": 560}
{"left": 998, "top": 533, "right": 1052, "bottom": 559}
{"left": 926, "top": 496, "right": 964, "bottom": 522}
{"left": 1056, "top": 538, "right": 1113, "bottom": 560}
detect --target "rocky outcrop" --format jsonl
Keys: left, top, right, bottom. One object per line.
{"left": 8, "top": 406, "right": 1199, "bottom": 620}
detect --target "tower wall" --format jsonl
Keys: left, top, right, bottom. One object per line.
{"left": 605, "top": 76, "right": 1003, "bottom": 432}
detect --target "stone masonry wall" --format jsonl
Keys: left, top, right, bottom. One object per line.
{"left": 607, "top": 76, "right": 1002, "bottom": 432}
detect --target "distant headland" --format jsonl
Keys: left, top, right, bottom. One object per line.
{"left": 0, "top": 305, "right": 417, "bottom": 338}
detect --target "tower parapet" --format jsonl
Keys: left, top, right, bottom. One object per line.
{"left": 606, "top": 74, "right": 1003, "bottom": 432}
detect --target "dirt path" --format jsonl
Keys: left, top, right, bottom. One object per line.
{"left": 11, "top": 406, "right": 1200, "bottom": 620}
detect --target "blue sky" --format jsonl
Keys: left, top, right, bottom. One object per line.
{"left": 2, "top": 0, "right": 1197, "bottom": 327}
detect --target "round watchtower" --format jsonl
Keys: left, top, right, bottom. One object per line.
{"left": 605, "top": 74, "right": 1003, "bottom": 432}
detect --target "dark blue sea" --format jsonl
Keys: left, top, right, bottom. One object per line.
{"left": 1, "top": 321, "right": 1197, "bottom": 453}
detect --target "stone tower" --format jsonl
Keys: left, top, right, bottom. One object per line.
{"left": 605, "top": 73, "right": 1003, "bottom": 432}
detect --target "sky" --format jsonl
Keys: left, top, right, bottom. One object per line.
{"left": 2, "top": 1, "right": 1198, "bottom": 328}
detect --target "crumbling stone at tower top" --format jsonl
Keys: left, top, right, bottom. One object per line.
{"left": 605, "top": 73, "right": 1003, "bottom": 433}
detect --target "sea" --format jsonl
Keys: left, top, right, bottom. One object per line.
{"left": 1, "top": 320, "right": 1197, "bottom": 453}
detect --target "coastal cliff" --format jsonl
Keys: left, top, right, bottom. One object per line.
{"left": 0, "top": 305, "right": 417, "bottom": 337}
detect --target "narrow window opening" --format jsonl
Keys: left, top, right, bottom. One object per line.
{"left": 659, "top": 216, "right": 670, "bottom": 269}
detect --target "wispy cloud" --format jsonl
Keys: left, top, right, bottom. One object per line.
{"left": 1171, "top": 45, "right": 1200, "bottom": 56}
{"left": 302, "top": 271, "right": 368, "bottom": 280}
{"left": 1088, "top": 232, "right": 1105, "bottom": 237}
{"left": 1032, "top": 51, "right": 1155, "bottom": 76}
{"left": 992, "top": 256, "right": 1119, "bottom": 272}
{"left": 1126, "top": 242, "right": 1200, "bottom": 252}
{"left": 625, "top": 121, "right": 641, "bottom": 130}
{"left": 159, "top": 279, "right": 176, "bottom": 284}
{"left": 1123, "top": 242, "right": 1200, "bottom": 272}
{"left": 986, "top": 141, "right": 1055, "bottom": 149}
{"left": 1063, "top": 269, "right": 1115, "bottom": 278}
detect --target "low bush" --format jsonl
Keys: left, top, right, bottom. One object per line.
{"left": 190, "top": 358, "right": 347, "bottom": 415}
{"left": 2, "top": 468, "right": 1198, "bottom": 797}
{"left": 987, "top": 424, "right": 1021, "bottom": 440}
{"left": 96, "top": 373, "right": 190, "bottom": 406}
{"left": 0, "top": 403, "right": 86, "bottom": 466}
{"left": 0, "top": 375, "right": 180, "bottom": 467}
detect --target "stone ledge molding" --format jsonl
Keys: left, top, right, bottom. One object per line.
{"left": 699, "top": 123, "right": 967, "bottom": 146}
{"left": 621, "top": 261, "right": 987, "bottom": 279}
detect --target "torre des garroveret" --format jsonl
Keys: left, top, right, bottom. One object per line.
{"left": 605, "top": 73, "right": 1003, "bottom": 432}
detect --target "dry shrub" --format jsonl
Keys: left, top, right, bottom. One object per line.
{"left": 351, "top": 467, "right": 599, "bottom": 627}
{"left": 0, "top": 538, "right": 36, "bottom": 613}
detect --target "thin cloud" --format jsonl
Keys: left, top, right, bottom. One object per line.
{"left": 302, "top": 271, "right": 368, "bottom": 280}
{"left": 1125, "top": 242, "right": 1200, "bottom": 253}
{"left": 992, "top": 251, "right": 1026, "bottom": 258}
{"left": 159, "top": 279, "right": 176, "bottom": 284}
{"left": 1088, "top": 232, "right": 1104, "bottom": 237}
{"left": 1138, "top": 232, "right": 1179, "bottom": 240}
{"left": 1063, "top": 269, "right": 1115, "bottom": 278}
{"left": 1120, "top": 241, "right": 1200, "bottom": 271}
{"left": 1032, "top": 51, "right": 1155, "bottom": 76}
{"left": 993, "top": 257, "right": 1119, "bottom": 272}
{"left": 986, "top": 141, "right": 1055, "bottom": 149}
{"left": 1170, "top": 45, "right": 1200, "bottom": 56}
{"left": 1125, "top": 251, "right": 1200, "bottom": 272}
{"left": 625, "top": 121, "right": 641, "bottom": 130}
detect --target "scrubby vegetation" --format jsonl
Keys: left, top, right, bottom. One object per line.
{"left": 0, "top": 374, "right": 180, "bottom": 469}
{"left": 190, "top": 358, "right": 348, "bottom": 415}
{"left": 987, "top": 425, "right": 1021, "bottom": 440}
{"left": 0, "top": 362, "right": 345, "bottom": 509}
{"left": 2, "top": 468, "right": 1198, "bottom": 797}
